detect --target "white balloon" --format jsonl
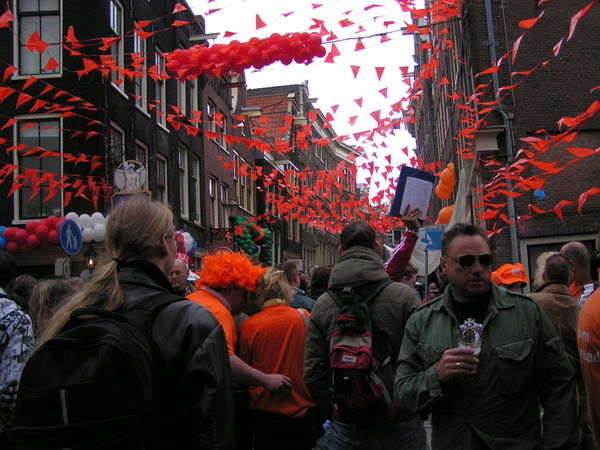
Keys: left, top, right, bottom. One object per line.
{"left": 91, "top": 212, "right": 105, "bottom": 226}
{"left": 78, "top": 214, "right": 92, "bottom": 229}
{"left": 93, "top": 224, "right": 106, "bottom": 242}
{"left": 183, "top": 232, "right": 191, "bottom": 240}
{"left": 82, "top": 227, "right": 94, "bottom": 243}
{"left": 65, "top": 212, "right": 78, "bottom": 222}
{"left": 184, "top": 238, "right": 192, "bottom": 253}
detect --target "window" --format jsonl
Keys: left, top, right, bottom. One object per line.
{"left": 220, "top": 183, "right": 229, "bottom": 228}
{"left": 154, "top": 46, "right": 167, "bottom": 127}
{"left": 189, "top": 80, "right": 199, "bottom": 124}
{"left": 134, "top": 141, "right": 148, "bottom": 190}
{"left": 176, "top": 52, "right": 187, "bottom": 117}
{"left": 16, "top": 0, "right": 61, "bottom": 76}
{"left": 206, "top": 100, "right": 217, "bottom": 133}
{"left": 178, "top": 144, "right": 189, "bottom": 218}
{"left": 218, "top": 112, "right": 227, "bottom": 150}
{"left": 133, "top": 22, "right": 147, "bottom": 111}
{"left": 15, "top": 117, "right": 62, "bottom": 219}
{"left": 109, "top": 0, "right": 124, "bottom": 88}
{"left": 191, "top": 155, "right": 201, "bottom": 223}
{"left": 209, "top": 177, "right": 219, "bottom": 227}
{"left": 156, "top": 154, "right": 167, "bottom": 204}
{"left": 108, "top": 123, "right": 125, "bottom": 166}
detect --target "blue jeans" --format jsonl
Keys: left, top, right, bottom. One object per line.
{"left": 331, "top": 416, "right": 428, "bottom": 450}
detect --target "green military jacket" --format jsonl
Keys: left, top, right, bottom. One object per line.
{"left": 394, "top": 283, "right": 579, "bottom": 449}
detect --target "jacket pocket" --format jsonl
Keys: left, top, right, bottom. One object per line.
{"left": 416, "top": 342, "right": 446, "bottom": 367}
{"left": 494, "top": 339, "right": 534, "bottom": 395}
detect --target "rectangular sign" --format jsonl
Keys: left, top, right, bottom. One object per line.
{"left": 415, "top": 226, "right": 444, "bottom": 251}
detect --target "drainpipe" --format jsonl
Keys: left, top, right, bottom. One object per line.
{"left": 484, "top": 0, "right": 520, "bottom": 263}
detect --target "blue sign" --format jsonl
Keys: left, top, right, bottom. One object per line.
{"left": 59, "top": 219, "right": 83, "bottom": 256}
{"left": 416, "top": 226, "right": 444, "bottom": 251}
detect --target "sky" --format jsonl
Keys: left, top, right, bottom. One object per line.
{"left": 186, "top": 0, "right": 420, "bottom": 189}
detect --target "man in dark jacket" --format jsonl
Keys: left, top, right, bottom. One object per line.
{"left": 303, "top": 220, "right": 426, "bottom": 449}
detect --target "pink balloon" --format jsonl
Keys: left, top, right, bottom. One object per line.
{"left": 25, "top": 221, "right": 38, "bottom": 234}
{"left": 27, "top": 234, "right": 40, "bottom": 249}
{"left": 36, "top": 224, "right": 50, "bottom": 239}
{"left": 48, "top": 229, "right": 59, "bottom": 244}
{"left": 3, "top": 227, "right": 16, "bottom": 242}
{"left": 15, "top": 229, "right": 28, "bottom": 244}
{"left": 6, "top": 241, "right": 19, "bottom": 254}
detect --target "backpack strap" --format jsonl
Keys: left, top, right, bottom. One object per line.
{"left": 328, "top": 277, "right": 394, "bottom": 307}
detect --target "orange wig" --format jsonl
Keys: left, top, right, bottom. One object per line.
{"left": 195, "top": 252, "right": 266, "bottom": 291}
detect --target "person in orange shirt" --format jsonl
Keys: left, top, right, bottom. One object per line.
{"left": 239, "top": 268, "right": 316, "bottom": 450}
{"left": 187, "top": 253, "right": 291, "bottom": 393}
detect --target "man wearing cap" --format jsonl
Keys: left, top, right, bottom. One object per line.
{"left": 395, "top": 223, "right": 578, "bottom": 449}
{"left": 491, "top": 263, "right": 528, "bottom": 292}
{"left": 187, "top": 252, "right": 291, "bottom": 393}
{"left": 168, "top": 254, "right": 196, "bottom": 297}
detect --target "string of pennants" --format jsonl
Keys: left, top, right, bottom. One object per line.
{"left": 0, "top": 0, "right": 599, "bottom": 236}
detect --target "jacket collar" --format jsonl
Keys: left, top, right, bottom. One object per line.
{"left": 534, "top": 280, "right": 571, "bottom": 295}
{"left": 433, "top": 282, "right": 516, "bottom": 315}
{"left": 117, "top": 260, "right": 175, "bottom": 294}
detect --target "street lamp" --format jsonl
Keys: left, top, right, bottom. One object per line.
{"left": 83, "top": 244, "right": 99, "bottom": 273}
{"left": 209, "top": 199, "right": 239, "bottom": 244}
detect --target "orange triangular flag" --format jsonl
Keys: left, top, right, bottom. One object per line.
{"left": 351, "top": 65, "right": 360, "bottom": 78}
{"left": 172, "top": 3, "right": 187, "bottom": 13}
{"left": 375, "top": 67, "right": 385, "bottom": 81}
{"left": 0, "top": 9, "right": 15, "bottom": 27}
{"left": 256, "top": 14, "right": 267, "bottom": 29}
{"left": 355, "top": 38, "right": 365, "bottom": 51}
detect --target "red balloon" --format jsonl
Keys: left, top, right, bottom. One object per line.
{"left": 25, "top": 221, "right": 38, "bottom": 234}
{"left": 280, "top": 50, "right": 293, "bottom": 66}
{"left": 278, "top": 35, "right": 291, "bottom": 50}
{"left": 15, "top": 229, "right": 28, "bottom": 244}
{"left": 314, "top": 46, "right": 327, "bottom": 58}
{"left": 6, "top": 241, "right": 19, "bottom": 254}
{"left": 55, "top": 217, "right": 65, "bottom": 231}
{"left": 38, "top": 218, "right": 48, "bottom": 227}
{"left": 27, "top": 234, "right": 40, "bottom": 249}
{"left": 36, "top": 224, "right": 50, "bottom": 239}
{"left": 46, "top": 215, "right": 59, "bottom": 229}
{"left": 308, "top": 33, "right": 322, "bottom": 47}
{"left": 48, "top": 229, "right": 59, "bottom": 244}
{"left": 19, "top": 243, "right": 31, "bottom": 254}
{"left": 3, "top": 227, "right": 17, "bottom": 242}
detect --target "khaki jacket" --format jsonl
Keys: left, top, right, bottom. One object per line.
{"left": 395, "top": 283, "right": 578, "bottom": 449}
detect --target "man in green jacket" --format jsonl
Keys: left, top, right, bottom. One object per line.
{"left": 395, "top": 223, "right": 579, "bottom": 449}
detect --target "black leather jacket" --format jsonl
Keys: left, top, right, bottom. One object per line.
{"left": 117, "top": 261, "right": 235, "bottom": 449}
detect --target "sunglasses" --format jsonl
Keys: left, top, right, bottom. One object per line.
{"left": 445, "top": 254, "right": 493, "bottom": 268}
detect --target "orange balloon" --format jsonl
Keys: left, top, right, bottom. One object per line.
{"left": 438, "top": 205, "right": 454, "bottom": 224}
{"left": 440, "top": 168, "right": 455, "bottom": 187}
{"left": 438, "top": 179, "right": 453, "bottom": 193}
{"left": 435, "top": 183, "right": 451, "bottom": 200}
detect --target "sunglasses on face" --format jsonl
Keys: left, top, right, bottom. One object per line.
{"left": 445, "top": 254, "right": 493, "bottom": 268}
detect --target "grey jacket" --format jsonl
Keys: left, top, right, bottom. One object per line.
{"left": 303, "top": 246, "right": 421, "bottom": 420}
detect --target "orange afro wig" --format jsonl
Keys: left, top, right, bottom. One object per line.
{"left": 195, "top": 252, "right": 267, "bottom": 291}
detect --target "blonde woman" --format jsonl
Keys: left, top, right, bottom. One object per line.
{"left": 18, "top": 198, "right": 234, "bottom": 449}
{"left": 239, "top": 268, "right": 316, "bottom": 450}
{"left": 27, "top": 279, "right": 72, "bottom": 338}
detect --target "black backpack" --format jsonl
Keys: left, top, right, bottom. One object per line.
{"left": 328, "top": 278, "right": 398, "bottom": 424}
{"left": 10, "top": 292, "right": 182, "bottom": 450}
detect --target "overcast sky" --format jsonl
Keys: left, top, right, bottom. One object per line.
{"left": 187, "top": 0, "right": 420, "bottom": 188}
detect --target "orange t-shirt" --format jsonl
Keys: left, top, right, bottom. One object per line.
{"left": 187, "top": 288, "right": 236, "bottom": 355}
{"left": 570, "top": 281, "right": 582, "bottom": 300}
{"left": 577, "top": 287, "right": 600, "bottom": 444}
{"left": 239, "top": 304, "right": 314, "bottom": 417}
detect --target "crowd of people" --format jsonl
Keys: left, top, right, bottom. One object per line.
{"left": 1, "top": 196, "right": 599, "bottom": 449}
